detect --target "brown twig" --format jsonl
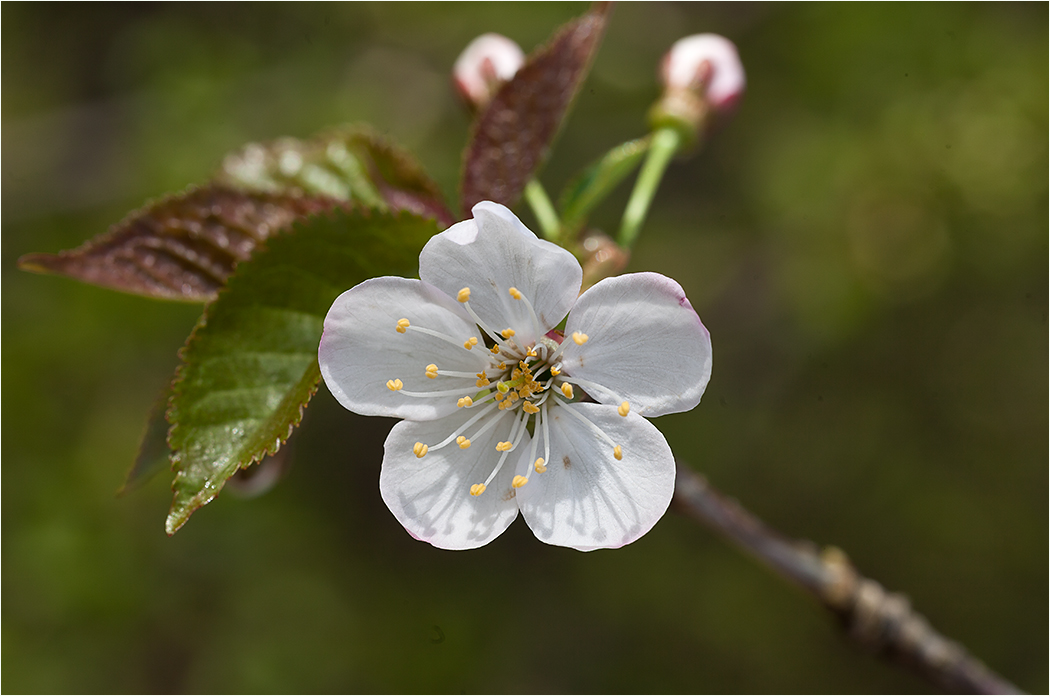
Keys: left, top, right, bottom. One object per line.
{"left": 671, "top": 462, "right": 1023, "bottom": 694}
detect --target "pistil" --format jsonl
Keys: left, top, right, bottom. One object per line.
{"left": 390, "top": 285, "right": 628, "bottom": 500}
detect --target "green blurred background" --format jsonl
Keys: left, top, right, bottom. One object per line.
{"left": 3, "top": 3, "right": 1046, "bottom": 692}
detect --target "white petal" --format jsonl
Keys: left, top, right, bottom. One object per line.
{"left": 419, "top": 201, "right": 582, "bottom": 345}
{"left": 515, "top": 402, "right": 675, "bottom": 551}
{"left": 381, "top": 407, "right": 524, "bottom": 549}
{"left": 319, "top": 277, "right": 489, "bottom": 420}
{"left": 560, "top": 272, "right": 712, "bottom": 417}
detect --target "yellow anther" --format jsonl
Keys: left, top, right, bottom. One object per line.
{"left": 496, "top": 381, "right": 510, "bottom": 394}
{"left": 526, "top": 347, "right": 538, "bottom": 357}
{"left": 457, "top": 436, "right": 472, "bottom": 449}
{"left": 457, "top": 287, "right": 471, "bottom": 303}
{"left": 572, "top": 331, "right": 589, "bottom": 345}
{"left": 396, "top": 318, "right": 410, "bottom": 334}
{"left": 613, "top": 445, "right": 623, "bottom": 461}
{"left": 534, "top": 458, "right": 547, "bottom": 473}
{"left": 470, "top": 483, "right": 486, "bottom": 497}
{"left": 522, "top": 401, "right": 539, "bottom": 414}
{"left": 490, "top": 344, "right": 502, "bottom": 354}
{"left": 550, "top": 365, "right": 562, "bottom": 377}
{"left": 476, "top": 377, "right": 490, "bottom": 387}
{"left": 508, "top": 391, "right": 520, "bottom": 403}
{"left": 457, "top": 396, "right": 473, "bottom": 408}
{"left": 463, "top": 337, "right": 479, "bottom": 350}
{"left": 495, "top": 391, "right": 505, "bottom": 401}
{"left": 512, "top": 475, "right": 528, "bottom": 488}
{"left": 618, "top": 401, "right": 630, "bottom": 417}
{"left": 413, "top": 442, "right": 428, "bottom": 458}
{"left": 496, "top": 441, "right": 512, "bottom": 452}
{"left": 501, "top": 328, "right": 516, "bottom": 339}
{"left": 425, "top": 364, "right": 439, "bottom": 379}
{"left": 386, "top": 379, "right": 403, "bottom": 391}
{"left": 561, "top": 383, "right": 574, "bottom": 399}
{"left": 509, "top": 287, "right": 523, "bottom": 300}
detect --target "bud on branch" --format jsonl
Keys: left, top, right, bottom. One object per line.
{"left": 452, "top": 33, "right": 526, "bottom": 111}
{"left": 650, "top": 33, "right": 746, "bottom": 144}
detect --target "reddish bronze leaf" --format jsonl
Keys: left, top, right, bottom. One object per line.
{"left": 460, "top": 3, "right": 611, "bottom": 212}
{"left": 19, "top": 186, "right": 346, "bottom": 302}
{"left": 20, "top": 126, "right": 453, "bottom": 303}
{"left": 216, "top": 125, "right": 455, "bottom": 228}
{"left": 359, "top": 129, "right": 457, "bottom": 228}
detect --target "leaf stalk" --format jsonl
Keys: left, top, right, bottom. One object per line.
{"left": 523, "top": 179, "right": 562, "bottom": 241}
{"left": 617, "top": 126, "right": 682, "bottom": 249}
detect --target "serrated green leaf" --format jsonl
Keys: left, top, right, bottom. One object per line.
{"left": 559, "top": 137, "right": 651, "bottom": 234}
{"left": 165, "top": 208, "right": 439, "bottom": 535}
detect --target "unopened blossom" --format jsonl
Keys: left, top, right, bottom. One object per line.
{"left": 319, "top": 202, "right": 712, "bottom": 551}
{"left": 452, "top": 33, "right": 526, "bottom": 110}
{"left": 661, "top": 33, "right": 746, "bottom": 111}
{"left": 650, "top": 33, "right": 745, "bottom": 141}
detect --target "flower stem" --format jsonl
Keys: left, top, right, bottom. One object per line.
{"left": 672, "top": 463, "right": 1022, "bottom": 695}
{"left": 617, "top": 126, "right": 682, "bottom": 250}
{"left": 523, "top": 179, "right": 560, "bottom": 241}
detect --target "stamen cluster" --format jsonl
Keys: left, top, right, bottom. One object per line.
{"left": 386, "top": 284, "right": 626, "bottom": 499}
{"left": 318, "top": 201, "right": 711, "bottom": 551}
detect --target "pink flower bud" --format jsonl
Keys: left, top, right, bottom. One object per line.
{"left": 660, "top": 34, "right": 745, "bottom": 111}
{"left": 452, "top": 33, "right": 526, "bottom": 110}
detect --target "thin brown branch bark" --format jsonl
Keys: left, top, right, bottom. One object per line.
{"left": 671, "top": 462, "right": 1023, "bottom": 695}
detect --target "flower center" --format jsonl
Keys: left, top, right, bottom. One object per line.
{"left": 386, "top": 285, "right": 632, "bottom": 498}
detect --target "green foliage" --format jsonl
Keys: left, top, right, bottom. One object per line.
{"left": 17, "top": 186, "right": 345, "bottom": 302}
{"left": 4, "top": 3, "right": 1047, "bottom": 693}
{"left": 18, "top": 127, "right": 451, "bottom": 302}
{"left": 216, "top": 125, "right": 453, "bottom": 227}
{"left": 559, "top": 136, "right": 650, "bottom": 237}
{"left": 461, "top": 4, "right": 610, "bottom": 211}
{"left": 165, "top": 209, "right": 438, "bottom": 534}
{"left": 119, "top": 388, "right": 173, "bottom": 494}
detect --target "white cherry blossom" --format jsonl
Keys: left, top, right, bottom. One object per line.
{"left": 318, "top": 202, "right": 712, "bottom": 551}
